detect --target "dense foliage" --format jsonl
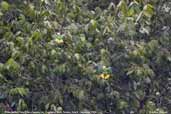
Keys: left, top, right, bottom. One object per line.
{"left": 0, "top": 0, "right": 171, "bottom": 113}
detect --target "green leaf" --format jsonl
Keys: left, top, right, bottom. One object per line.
{"left": 5, "top": 58, "right": 20, "bottom": 74}
{"left": 1, "top": 1, "right": 10, "bottom": 11}
{"left": 0, "top": 63, "right": 4, "bottom": 72}
{"left": 128, "top": 8, "right": 135, "bottom": 17}
{"left": 145, "top": 101, "right": 156, "bottom": 110}
{"left": 17, "top": 99, "right": 27, "bottom": 111}
{"left": 0, "top": 73, "right": 7, "bottom": 83}
{"left": 143, "top": 4, "right": 154, "bottom": 18}
{"left": 9, "top": 87, "right": 29, "bottom": 97}
{"left": 78, "top": 90, "right": 84, "bottom": 100}
{"left": 127, "top": 70, "right": 134, "bottom": 75}
{"left": 117, "top": 99, "right": 128, "bottom": 109}
{"left": 128, "top": 1, "right": 140, "bottom": 17}
{"left": 89, "top": 19, "right": 97, "bottom": 31}
{"left": 24, "top": 4, "right": 35, "bottom": 17}
{"left": 31, "top": 31, "right": 42, "bottom": 41}
{"left": 117, "top": 0, "right": 128, "bottom": 16}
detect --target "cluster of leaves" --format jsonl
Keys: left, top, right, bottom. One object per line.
{"left": 0, "top": 0, "right": 171, "bottom": 113}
